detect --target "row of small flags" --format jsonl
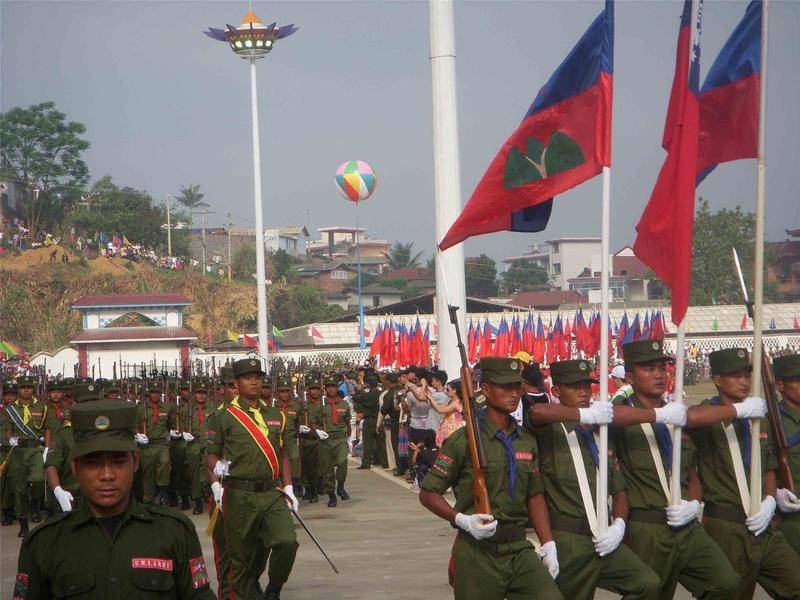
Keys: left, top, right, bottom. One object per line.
{"left": 732, "top": 315, "right": 799, "bottom": 331}
{"left": 368, "top": 316, "right": 433, "bottom": 368}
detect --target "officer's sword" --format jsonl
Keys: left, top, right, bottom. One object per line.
{"left": 278, "top": 488, "right": 339, "bottom": 573}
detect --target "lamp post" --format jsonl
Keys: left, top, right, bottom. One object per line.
{"left": 205, "top": 11, "right": 298, "bottom": 361}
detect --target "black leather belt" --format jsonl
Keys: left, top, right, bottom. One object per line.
{"left": 457, "top": 525, "right": 527, "bottom": 553}
{"left": 705, "top": 503, "right": 747, "bottom": 523}
{"left": 628, "top": 508, "right": 667, "bottom": 524}
{"left": 550, "top": 514, "right": 593, "bottom": 536}
{"left": 224, "top": 476, "right": 280, "bottom": 492}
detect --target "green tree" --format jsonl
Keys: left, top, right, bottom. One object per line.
{"left": 270, "top": 283, "right": 344, "bottom": 329}
{"left": 175, "top": 183, "right": 206, "bottom": 224}
{"left": 500, "top": 259, "right": 550, "bottom": 293}
{"left": 269, "top": 249, "right": 300, "bottom": 283}
{"left": 384, "top": 241, "right": 424, "bottom": 270}
{"left": 465, "top": 254, "right": 498, "bottom": 297}
{"left": 690, "top": 198, "right": 780, "bottom": 305}
{"left": 0, "top": 102, "right": 90, "bottom": 239}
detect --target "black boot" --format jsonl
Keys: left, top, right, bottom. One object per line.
{"left": 327, "top": 493, "right": 337, "bottom": 507}
{"left": 180, "top": 495, "right": 191, "bottom": 511}
{"left": 1, "top": 508, "right": 14, "bottom": 526}
{"left": 337, "top": 485, "right": 350, "bottom": 501}
{"left": 308, "top": 488, "right": 318, "bottom": 503}
{"left": 30, "top": 499, "right": 41, "bottom": 523}
{"left": 301, "top": 485, "right": 312, "bottom": 501}
{"left": 167, "top": 490, "right": 179, "bottom": 507}
{"left": 18, "top": 518, "right": 29, "bottom": 538}
{"left": 157, "top": 487, "right": 169, "bottom": 506}
{"left": 192, "top": 498, "right": 204, "bottom": 515}
{"left": 262, "top": 582, "right": 282, "bottom": 600}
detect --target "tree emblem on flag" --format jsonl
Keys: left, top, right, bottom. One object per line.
{"left": 504, "top": 131, "right": 586, "bottom": 189}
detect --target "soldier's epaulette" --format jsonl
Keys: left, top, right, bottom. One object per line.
{"left": 144, "top": 503, "right": 197, "bottom": 532}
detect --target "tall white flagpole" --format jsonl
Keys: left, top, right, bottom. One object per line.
{"left": 429, "top": 0, "right": 467, "bottom": 376}
{"left": 749, "top": 0, "right": 769, "bottom": 514}
{"left": 597, "top": 166, "right": 611, "bottom": 534}
{"left": 670, "top": 321, "right": 686, "bottom": 505}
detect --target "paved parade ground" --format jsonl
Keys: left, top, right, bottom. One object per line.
{"left": 1, "top": 459, "right": 770, "bottom": 599}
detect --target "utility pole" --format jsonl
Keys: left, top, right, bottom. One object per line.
{"left": 227, "top": 212, "right": 233, "bottom": 282}
{"left": 200, "top": 202, "right": 208, "bottom": 275}
{"left": 165, "top": 194, "right": 172, "bottom": 256}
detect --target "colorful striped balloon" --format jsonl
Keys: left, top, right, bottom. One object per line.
{"left": 335, "top": 160, "right": 377, "bottom": 203}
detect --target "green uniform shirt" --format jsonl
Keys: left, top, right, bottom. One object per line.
{"left": 320, "top": 399, "right": 351, "bottom": 437}
{"left": 422, "top": 415, "right": 544, "bottom": 529}
{"left": 532, "top": 421, "right": 626, "bottom": 519}
{"left": 43, "top": 404, "right": 66, "bottom": 434}
{"left": 184, "top": 404, "right": 213, "bottom": 437}
{"left": 16, "top": 498, "right": 214, "bottom": 599}
{"left": 138, "top": 402, "right": 177, "bottom": 444}
{"left": 353, "top": 389, "right": 381, "bottom": 419}
{"left": 778, "top": 401, "right": 800, "bottom": 486}
{"left": 274, "top": 400, "right": 300, "bottom": 440}
{"left": 612, "top": 394, "right": 696, "bottom": 509}
{"left": 689, "top": 397, "right": 778, "bottom": 507}
{"left": 380, "top": 385, "right": 404, "bottom": 419}
{"left": 4, "top": 399, "right": 47, "bottom": 440}
{"left": 204, "top": 396, "right": 289, "bottom": 480}
{"left": 44, "top": 419, "right": 78, "bottom": 492}
{"left": 299, "top": 400, "right": 323, "bottom": 432}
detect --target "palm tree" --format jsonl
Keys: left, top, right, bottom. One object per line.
{"left": 176, "top": 184, "right": 205, "bottom": 220}
{"left": 384, "top": 241, "right": 424, "bottom": 270}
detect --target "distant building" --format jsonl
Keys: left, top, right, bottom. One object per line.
{"left": 377, "top": 267, "right": 436, "bottom": 295}
{"left": 567, "top": 246, "right": 651, "bottom": 302}
{"left": 503, "top": 238, "right": 601, "bottom": 291}
{"left": 186, "top": 225, "right": 309, "bottom": 266}
{"left": 767, "top": 229, "right": 800, "bottom": 302}
{"left": 343, "top": 285, "right": 404, "bottom": 311}
{"left": 307, "top": 226, "right": 390, "bottom": 270}
{"left": 0, "top": 180, "right": 24, "bottom": 233}
{"left": 508, "top": 290, "right": 589, "bottom": 310}
{"left": 294, "top": 262, "right": 357, "bottom": 293}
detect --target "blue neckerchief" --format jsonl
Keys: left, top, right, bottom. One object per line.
{"left": 779, "top": 404, "right": 800, "bottom": 448}
{"left": 711, "top": 396, "right": 751, "bottom": 468}
{"left": 627, "top": 397, "right": 672, "bottom": 467}
{"left": 576, "top": 426, "right": 599, "bottom": 468}
{"left": 494, "top": 427, "right": 520, "bottom": 500}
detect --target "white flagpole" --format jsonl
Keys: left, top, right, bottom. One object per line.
{"left": 597, "top": 166, "right": 611, "bottom": 534}
{"left": 670, "top": 320, "right": 686, "bottom": 505}
{"left": 749, "top": 0, "right": 769, "bottom": 514}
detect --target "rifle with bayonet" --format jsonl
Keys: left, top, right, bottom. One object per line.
{"left": 733, "top": 248, "right": 795, "bottom": 493}
{"left": 447, "top": 304, "right": 491, "bottom": 515}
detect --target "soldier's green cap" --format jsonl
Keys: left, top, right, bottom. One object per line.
{"left": 193, "top": 381, "right": 208, "bottom": 392}
{"left": 385, "top": 371, "right": 399, "bottom": 383}
{"left": 773, "top": 354, "right": 800, "bottom": 380}
{"left": 78, "top": 377, "right": 94, "bottom": 384}
{"left": 61, "top": 377, "right": 76, "bottom": 388}
{"left": 219, "top": 366, "right": 234, "bottom": 384}
{"left": 709, "top": 348, "right": 752, "bottom": 375}
{"left": 17, "top": 375, "right": 36, "bottom": 387}
{"left": 550, "top": 359, "right": 599, "bottom": 385}
{"left": 48, "top": 380, "right": 62, "bottom": 391}
{"left": 274, "top": 375, "right": 291, "bottom": 390}
{"left": 365, "top": 375, "right": 379, "bottom": 387}
{"left": 479, "top": 357, "right": 523, "bottom": 385}
{"left": 622, "top": 339, "right": 673, "bottom": 366}
{"left": 323, "top": 375, "right": 339, "bottom": 387}
{"left": 73, "top": 382, "right": 102, "bottom": 404}
{"left": 146, "top": 383, "right": 162, "bottom": 393}
{"left": 71, "top": 399, "right": 137, "bottom": 458}
{"left": 307, "top": 376, "right": 322, "bottom": 389}
{"left": 179, "top": 379, "right": 190, "bottom": 390}
{"left": 105, "top": 380, "right": 122, "bottom": 392}
{"left": 3, "top": 381, "right": 17, "bottom": 393}
{"left": 95, "top": 378, "right": 109, "bottom": 387}
{"left": 232, "top": 358, "right": 265, "bottom": 378}
{"left": 260, "top": 376, "right": 272, "bottom": 387}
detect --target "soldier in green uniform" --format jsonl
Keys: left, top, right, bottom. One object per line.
{"left": 380, "top": 372, "right": 407, "bottom": 475}
{"left": 771, "top": 354, "right": 800, "bottom": 555}
{"left": 136, "top": 383, "right": 177, "bottom": 504}
{"left": 420, "top": 357, "right": 563, "bottom": 600}
{"left": 15, "top": 398, "right": 215, "bottom": 600}
{"left": 529, "top": 359, "right": 660, "bottom": 600}
{"left": 298, "top": 377, "right": 323, "bottom": 503}
{"left": 182, "top": 380, "right": 212, "bottom": 514}
{"left": 318, "top": 375, "right": 352, "bottom": 507}
{"left": 273, "top": 376, "right": 302, "bottom": 496}
{"left": 260, "top": 376, "right": 274, "bottom": 406}
{"left": 104, "top": 380, "right": 123, "bottom": 400}
{"left": 1, "top": 380, "right": 18, "bottom": 526}
{"left": 44, "top": 381, "right": 101, "bottom": 514}
{"left": 354, "top": 375, "right": 382, "bottom": 469}
{"left": 687, "top": 348, "right": 800, "bottom": 599}
{"left": 611, "top": 340, "right": 740, "bottom": 599}
{"left": 205, "top": 358, "right": 299, "bottom": 600}
{"left": 167, "top": 379, "right": 190, "bottom": 509}
{"left": 4, "top": 375, "right": 48, "bottom": 536}
{"left": 43, "top": 381, "right": 65, "bottom": 448}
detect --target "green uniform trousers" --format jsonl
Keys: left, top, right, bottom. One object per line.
{"left": 778, "top": 513, "right": 800, "bottom": 556}
{"left": 452, "top": 535, "right": 563, "bottom": 600}
{"left": 704, "top": 517, "right": 800, "bottom": 600}
{"left": 212, "top": 502, "right": 231, "bottom": 600}
{"left": 0, "top": 446, "right": 14, "bottom": 510}
{"left": 300, "top": 438, "right": 320, "bottom": 490}
{"left": 318, "top": 437, "right": 348, "bottom": 494}
{"left": 626, "top": 520, "right": 739, "bottom": 600}
{"left": 9, "top": 446, "right": 44, "bottom": 518}
{"left": 183, "top": 441, "right": 207, "bottom": 501}
{"left": 139, "top": 442, "right": 171, "bottom": 503}
{"left": 223, "top": 487, "right": 298, "bottom": 599}
{"left": 168, "top": 438, "right": 189, "bottom": 498}
{"left": 361, "top": 417, "right": 378, "bottom": 468}
{"left": 553, "top": 530, "right": 661, "bottom": 600}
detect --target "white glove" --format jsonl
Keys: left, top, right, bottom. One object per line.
{"left": 746, "top": 495, "right": 776, "bottom": 536}
{"left": 578, "top": 401, "right": 613, "bottom": 425}
{"left": 182, "top": 432, "right": 195, "bottom": 442}
{"left": 654, "top": 402, "right": 687, "bottom": 427}
{"left": 8, "top": 436, "right": 18, "bottom": 447}
{"left": 454, "top": 512, "right": 497, "bottom": 540}
{"left": 298, "top": 425, "right": 311, "bottom": 435}
{"left": 282, "top": 484, "right": 300, "bottom": 513}
{"left": 666, "top": 499, "right": 700, "bottom": 527}
{"left": 316, "top": 429, "right": 330, "bottom": 440}
{"left": 135, "top": 433, "right": 149, "bottom": 445}
{"left": 169, "top": 429, "right": 182, "bottom": 439}
{"left": 734, "top": 397, "right": 767, "bottom": 420}
{"left": 213, "top": 459, "right": 230, "bottom": 478}
{"left": 593, "top": 518, "right": 626, "bottom": 556}
{"left": 539, "top": 540, "right": 559, "bottom": 579}
{"left": 43, "top": 447, "right": 49, "bottom": 463}
{"left": 211, "top": 481, "right": 224, "bottom": 509}
{"left": 53, "top": 486, "right": 74, "bottom": 512}
{"left": 776, "top": 488, "right": 800, "bottom": 513}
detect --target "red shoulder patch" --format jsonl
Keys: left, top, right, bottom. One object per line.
{"left": 189, "top": 556, "right": 210, "bottom": 588}
{"left": 13, "top": 573, "right": 29, "bottom": 600}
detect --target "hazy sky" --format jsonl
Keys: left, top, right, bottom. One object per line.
{"left": 3, "top": 0, "right": 798, "bottom": 265}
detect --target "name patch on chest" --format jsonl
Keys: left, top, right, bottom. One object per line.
{"left": 267, "top": 420, "right": 282, "bottom": 427}
{"left": 514, "top": 451, "right": 533, "bottom": 461}
{"left": 132, "top": 558, "right": 174, "bottom": 571}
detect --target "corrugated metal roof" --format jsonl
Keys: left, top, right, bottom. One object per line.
{"left": 70, "top": 326, "right": 197, "bottom": 344}
{"left": 72, "top": 294, "right": 191, "bottom": 308}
